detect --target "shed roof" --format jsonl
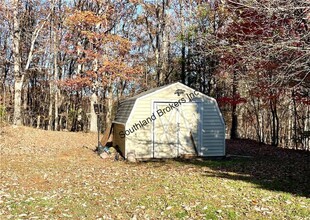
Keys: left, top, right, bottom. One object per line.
{"left": 113, "top": 83, "right": 176, "bottom": 124}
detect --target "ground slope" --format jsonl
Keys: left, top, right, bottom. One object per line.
{"left": 0, "top": 126, "right": 309, "bottom": 219}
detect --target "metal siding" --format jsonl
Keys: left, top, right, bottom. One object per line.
{"left": 201, "top": 99, "right": 225, "bottom": 156}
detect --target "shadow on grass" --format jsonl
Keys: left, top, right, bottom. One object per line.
{"left": 174, "top": 151, "right": 310, "bottom": 198}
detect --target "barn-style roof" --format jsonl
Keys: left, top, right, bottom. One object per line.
{"left": 113, "top": 83, "right": 178, "bottom": 124}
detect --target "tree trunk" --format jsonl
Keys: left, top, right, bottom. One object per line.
{"left": 155, "top": 4, "right": 162, "bottom": 86}
{"left": 23, "top": 82, "right": 28, "bottom": 125}
{"left": 36, "top": 115, "right": 40, "bottom": 129}
{"left": 155, "top": 46, "right": 161, "bottom": 86}
{"left": 90, "top": 93, "right": 98, "bottom": 132}
{"left": 1, "top": 83, "right": 6, "bottom": 122}
{"left": 13, "top": 78, "right": 23, "bottom": 125}
{"left": 292, "top": 90, "right": 298, "bottom": 149}
{"left": 180, "top": 3, "right": 186, "bottom": 84}
{"left": 231, "top": 104, "right": 238, "bottom": 139}
{"left": 54, "top": 91, "right": 59, "bottom": 130}
{"left": 181, "top": 39, "right": 186, "bottom": 84}
{"left": 305, "top": 105, "right": 310, "bottom": 150}
{"left": 13, "top": 0, "right": 23, "bottom": 126}
{"left": 270, "top": 99, "right": 279, "bottom": 147}
{"left": 230, "top": 70, "right": 239, "bottom": 139}
{"left": 161, "top": 1, "right": 169, "bottom": 84}
{"left": 105, "top": 85, "right": 113, "bottom": 128}
{"left": 252, "top": 97, "right": 262, "bottom": 143}
{"left": 48, "top": 82, "right": 53, "bottom": 130}
{"left": 53, "top": 27, "right": 59, "bottom": 130}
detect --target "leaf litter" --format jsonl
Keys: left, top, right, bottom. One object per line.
{"left": 0, "top": 126, "right": 309, "bottom": 219}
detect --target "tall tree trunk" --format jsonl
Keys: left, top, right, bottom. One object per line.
{"left": 1, "top": 83, "right": 6, "bottom": 122}
{"left": 23, "top": 82, "right": 28, "bottom": 125}
{"left": 270, "top": 98, "right": 279, "bottom": 147}
{"left": 180, "top": 2, "right": 186, "bottom": 84}
{"left": 89, "top": 55, "right": 99, "bottom": 132}
{"left": 230, "top": 70, "right": 239, "bottom": 139}
{"left": 36, "top": 115, "right": 40, "bottom": 129}
{"left": 155, "top": 44, "right": 161, "bottom": 86}
{"left": 54, "top": 89, "right": 59, "bottom": 130}
{"left": 292, "top": 90, "right": 298, "bottom": 149}
{"left": 305, "top": 104, "right": 310, "bottom": 150}
{"left": 13, "top": 0, "right": 23, "bottom": 126}
{"left": 53, "top": 26, "right": 59, "bottom": 130}
{"left": 48, "top": 81, "right": 53, "bottom": 130}
{"left": 13, "top": 78, "right": 23, "bottom": 125}
{"left": 90, "top": 93, "right": 98, "bottom": 132}
{"left": 161, "top": 1, "right": 169, "bottom": 84}
{"left": 105, "top": 84, "right": 113, "bottom": 128}
{"left": 252, "top": 97, "right": 262, "bottom": 143}
{"left": 155, "top": 4, "right": 162, "bottom": 86}
{"left": 181, "top": 38, "right": 186, "bottom": 84}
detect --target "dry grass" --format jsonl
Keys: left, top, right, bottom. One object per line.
{"left": 0, "top": 126, "right": 309, "bottom": 219}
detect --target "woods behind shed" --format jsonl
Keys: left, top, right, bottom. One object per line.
{"left": 111, "top": 82, "right": 225, "bottom": 160}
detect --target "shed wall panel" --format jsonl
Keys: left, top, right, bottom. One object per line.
{"left": 126, "top": 123, "right": 153, "bottom": 159}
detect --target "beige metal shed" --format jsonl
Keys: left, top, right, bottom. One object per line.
{"left": 112, "top": 82, "right": 225, "bottom": 159}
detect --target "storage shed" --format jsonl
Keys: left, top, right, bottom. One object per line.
{"left": 112, "top": 82, "right": 225, "bottom": 160}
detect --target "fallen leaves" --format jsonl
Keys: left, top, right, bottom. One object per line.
{"left": 253, "top": 206, "right": 272, "bottom": 215}
{"left": 0, "top": 126, "right": 309, "bottom": 219}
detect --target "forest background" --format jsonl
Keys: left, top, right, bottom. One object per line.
{"left": 0, "top": 0, "right": 309, "bottom": 150}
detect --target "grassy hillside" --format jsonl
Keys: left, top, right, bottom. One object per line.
{"left": 0, "top": 126, "right": 309, "bottom": 219}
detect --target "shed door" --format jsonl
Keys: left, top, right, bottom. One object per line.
{"left": 153, "top": 103, "right": 178, "bottom": 158}
{"left": 178, "top": 103, "right": 200, "bottom": 156}
{"left": 153, "top": 102, "right": 200, "bottom": 158}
